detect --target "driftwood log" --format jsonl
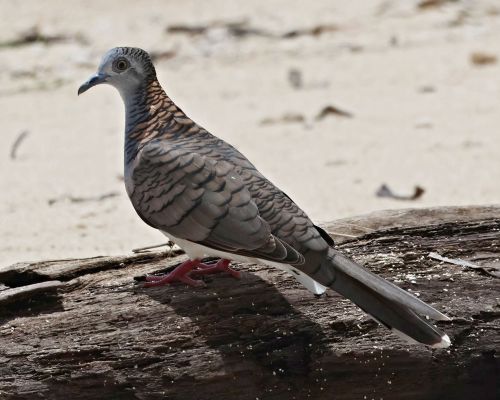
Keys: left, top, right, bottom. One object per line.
{"left": 0, "top": 206, "right": 498, "bottom": 400}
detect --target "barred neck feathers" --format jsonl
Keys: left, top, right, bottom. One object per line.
{"left": 124, "top": 80, "right": 200, "bottom": 163}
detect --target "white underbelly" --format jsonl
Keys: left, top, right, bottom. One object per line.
{"left": 161, "top": 231, "right": 327, "bottom": 295}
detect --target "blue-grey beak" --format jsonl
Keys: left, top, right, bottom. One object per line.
{"left": 78, "top": 73, "right": 108, "bottom": 95}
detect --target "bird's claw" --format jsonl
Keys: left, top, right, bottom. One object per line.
{"left": 142, "top": 258, "right": 238, "bottom": 288}
{"left": 191, "top": 259, "right": 241, "bottom": 279}
{"left": 143, "top": 259, "right": 205, "bottom": 288}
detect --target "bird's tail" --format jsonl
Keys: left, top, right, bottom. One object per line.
{"left": 313, "top": 248, "right": 451, "bottom": 348}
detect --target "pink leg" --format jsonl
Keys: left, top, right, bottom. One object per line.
{"left": 191, "top": 259, "right": 241, "bottom": 279}
{"left": 144, "top": 259, "right": 205, "bottom": 288}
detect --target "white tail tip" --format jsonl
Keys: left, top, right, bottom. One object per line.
{"left": 432, "top": 334, "right": 451, "bottom": 349}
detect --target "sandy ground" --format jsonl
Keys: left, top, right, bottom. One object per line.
{"left": 1, "top": 0, "right": 500, "bottom": 267}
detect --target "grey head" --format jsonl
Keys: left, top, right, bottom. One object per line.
{"left": 78, "top": 47, "right": 156, "bottom": 98}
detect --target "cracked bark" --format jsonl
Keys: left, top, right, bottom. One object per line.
{"left": 0, "top": 206, "right": 498, "bottom": 400}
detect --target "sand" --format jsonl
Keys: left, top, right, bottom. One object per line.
{"left": 1, "top": 0, "right": 500, "bottom": 267}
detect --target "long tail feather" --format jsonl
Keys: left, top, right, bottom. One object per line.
{"left": 313, "top": 249, "right": 450, "bottom": 347}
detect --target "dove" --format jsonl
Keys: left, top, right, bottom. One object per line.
{"left": 78, "top": 47, "right": 451, "bottom": 348}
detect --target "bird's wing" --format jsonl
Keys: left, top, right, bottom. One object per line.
{"left": 180, "top": 134, "right": 333, "bottom": 255}
{"left": 236, "top": 167, "right": 331, "bottom": 253}
{"left": 129, "top": 139, "right": 304, "bottom": 264}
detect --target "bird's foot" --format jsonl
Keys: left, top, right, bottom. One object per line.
{"left": 192, "top": 258, "right": 241, "bottom": 279}
{"left": 144, "top": 259, "right": 205, "bottom": 288}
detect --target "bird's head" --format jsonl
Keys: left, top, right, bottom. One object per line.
{"left": 78, "top": 47, "right": 156, "bottom": 96}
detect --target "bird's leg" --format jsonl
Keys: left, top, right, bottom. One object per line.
{"left": 192, "top": 258, "right": 241, "bottom": 279}
{"left": 144, "top": 259, "right": 205, "bottom": 287}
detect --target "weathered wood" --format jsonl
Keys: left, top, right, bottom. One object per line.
{"left": 0, "top": 206, "right": 498, "bottom": 400}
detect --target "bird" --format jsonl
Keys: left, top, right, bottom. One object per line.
{"left": 78, "top": 47, "right": 451, "bottom": 348}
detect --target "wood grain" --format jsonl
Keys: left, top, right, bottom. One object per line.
{"left": 0, "top": 206, "right": 498, "bottom": 400}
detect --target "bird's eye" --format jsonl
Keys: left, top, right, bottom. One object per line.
{"left": 113, "top": 58, "right": 129, "bottom": 72}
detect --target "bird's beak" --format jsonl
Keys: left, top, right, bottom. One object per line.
{"left": 78, "top": 73, "right": 108, "bottom": 95}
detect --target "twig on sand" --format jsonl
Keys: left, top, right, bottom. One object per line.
{"left": 0, "top": 26, "right": 79, "bottom": 48}
{"left": 48, "top": 192, "right": 119, "bottom": 206}
{"left": 376, "top": 184, "right": 425, "bottom": 201}
{"left": 315, "top": 105, "right": 353, "bottom": 120}
{"left": 10, "top": 130, "right": 30, "bottom": 160}
{"left": 132, "top": 242, "right": 175, "bottom": 254}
